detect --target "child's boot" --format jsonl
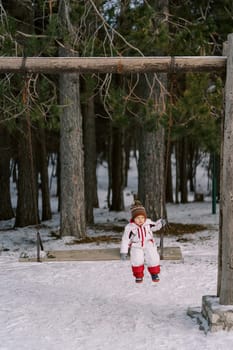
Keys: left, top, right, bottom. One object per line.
{"left": 135, "top": 277, "right": 143, "bottom": 283}
{"left": 132, "top": 265, "right": 144, "bottom": 283}
{"left": 151, "top": 274, "right": 160, "bottom": 282}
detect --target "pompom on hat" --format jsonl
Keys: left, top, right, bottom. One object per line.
{"left": 130, "top": 200, "right": 147, "bottom": 220}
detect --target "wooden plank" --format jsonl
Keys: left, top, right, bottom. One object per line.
{"left": 0, "top": 56, "right": 226, "bottom": 74}
{"left": 19, "top": 246, "right": 182, "bottom": 262}
{"left": 158, "top": 247, "right": 183, "bottom": 261}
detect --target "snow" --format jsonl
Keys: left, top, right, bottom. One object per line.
{"left": 1, "top": 159, "right": 233, "bottom": 350}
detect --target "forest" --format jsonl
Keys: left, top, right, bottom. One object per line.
{"left": 0, "top": 0, "right": 232, "bottom": 238}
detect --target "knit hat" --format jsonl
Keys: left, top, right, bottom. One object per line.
{"left": 130, "top": 200, "right": 147, "bottom": 220}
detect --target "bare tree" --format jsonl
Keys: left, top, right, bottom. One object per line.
{"left": 138, "top": 73, "right": 167, "bottom": 219}
{"left": 58, "top": 0, "right": 86, "bottom": 238}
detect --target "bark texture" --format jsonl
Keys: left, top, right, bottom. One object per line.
{"left": 59, "top": 50, "right": 86, "bottom": 238}
{"left": 0, "top": 57, "right": 226, "bottom": 74}
{"left": 15, "top": 119, "right": 39, "bottom": 227}
{"left": 0, "top": 126, "right": 14, "bottom": 220}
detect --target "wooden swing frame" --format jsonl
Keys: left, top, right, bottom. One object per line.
{"left": 2, "top": 33, "right": 233, "bottom": 305}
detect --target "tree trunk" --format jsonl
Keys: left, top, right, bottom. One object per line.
{"left": 83, "top": 81, "right": 98, "bottom": 223}
{"left": 136, "top": 72, "right": 167, "bottom": 219}
{"left": 124, "top": 132, "right": 131, "bottom": 188}
{"left": 166, "top": 143, "right": 174, "bottom": 203}
{"left": 59, "top": 49, "right": 86, "bottom": 238}
{"left": 138, "top": 123, "right": 166, "bottom": 220}
{"left": 110, "top": 127, "right": 125, "bottom": 211}
{"left": 58, "top": 0, "right": 86, "bottom": 238}
{"left": 15, "top": 119, "right": 39, "bottom": 227}
{"left": 187, "top": 142, "right": 195, "bottom": 192}
{"left": 107, "top": 124, "right": 113, "bottom": 209}
{"left": 0, "top": 126, "right": 14, "bottom": 220}
{"left": 137, "top": 88, "right": 166, "bottom": 220}
{"left": 179, "top": 138, "right": 188, "bottom": 203}
{"left": 175, "top": 141, "right": 180, "bottom": 203}
{"left": 57, "top": 152, "right": 61, "bottom": 212}
{"left": 36, "top": 127, "right": 52, "bottom": 221}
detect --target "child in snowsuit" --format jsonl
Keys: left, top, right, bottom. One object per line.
{"left": 120, "top": 200, "right": 166, "bottom": 283}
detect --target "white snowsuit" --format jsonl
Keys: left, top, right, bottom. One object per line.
{"left": 120, "top": 218, "right": 163, "bottom": 279}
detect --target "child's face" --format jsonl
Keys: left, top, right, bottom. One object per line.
{"left": 134, "top": 215, "right": 146, "bottom": 226}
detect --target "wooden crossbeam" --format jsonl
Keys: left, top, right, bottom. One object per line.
{"left": 0, "top": 56, "right": 226, "bottom": 74}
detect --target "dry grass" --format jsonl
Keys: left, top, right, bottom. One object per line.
{"left": 64, "top": 222, "right": 207, "bottom": 245}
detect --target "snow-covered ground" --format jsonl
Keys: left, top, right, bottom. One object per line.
{"left": 1, "top": 159, "right": 233, "bottom": 350}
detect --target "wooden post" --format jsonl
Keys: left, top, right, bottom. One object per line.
{"left": 212, "top": 153, "right": 217, "bottom": 214}
{"left": 217, "top": 42, "right": 228, "bottom": 297}
{"left": 219, "top": 33, "right": 233, "bottom": 305}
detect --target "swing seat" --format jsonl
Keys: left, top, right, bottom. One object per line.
{"left": 19, "top": 246, "right": 182, "bottom": 262}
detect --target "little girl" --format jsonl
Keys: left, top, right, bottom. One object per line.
{"left": 120, "top": 200, "right": 165, "bottom": 283}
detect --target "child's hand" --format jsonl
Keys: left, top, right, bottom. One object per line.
{"left": 120, "top": 253, "right": 128, "bottom": 261}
